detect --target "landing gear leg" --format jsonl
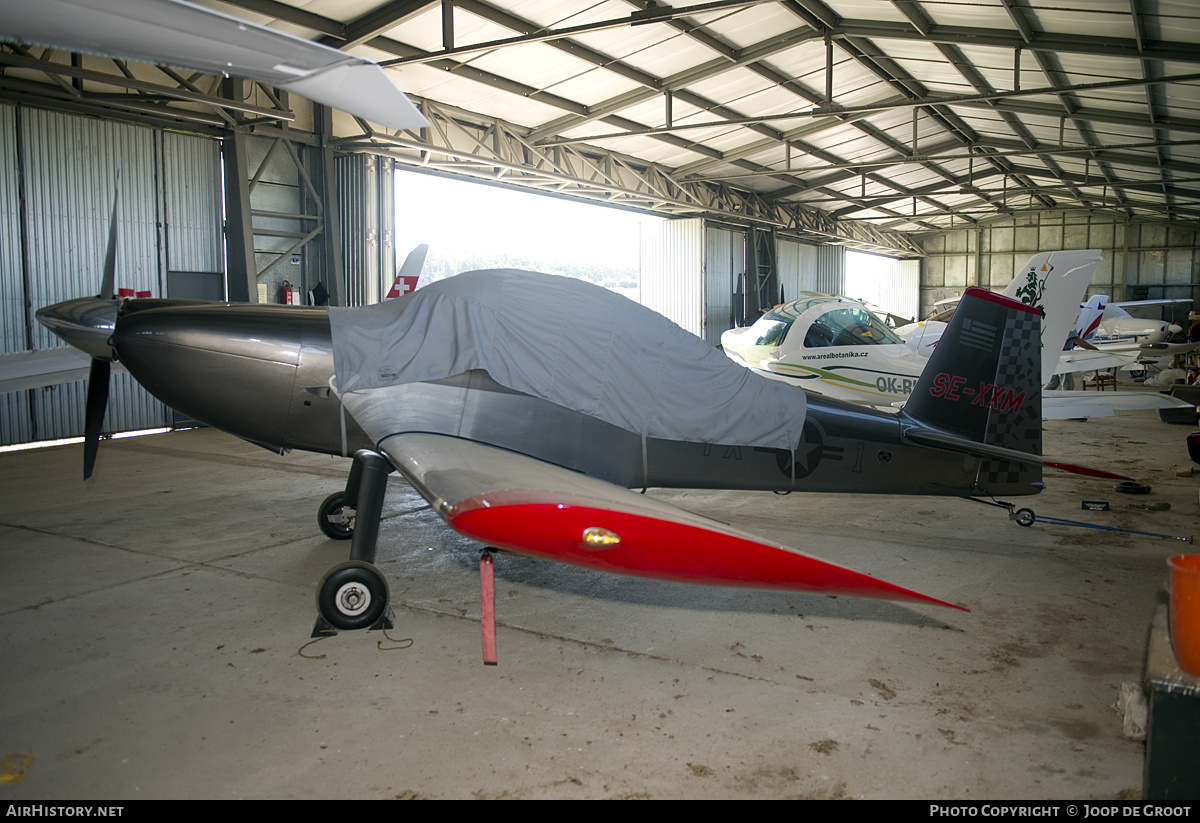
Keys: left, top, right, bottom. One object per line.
{"left": 313, "top": 449, "right": 395, "bottom": 635}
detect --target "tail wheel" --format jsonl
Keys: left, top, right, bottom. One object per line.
{"left": 317, "top": 561, "right": 389, "bottom": 631}
{"left": 1014, "top": 508, "right": 1036, "bottom": 527}
{"left": 318, "top": 492, "right": 355, "bottom": 540}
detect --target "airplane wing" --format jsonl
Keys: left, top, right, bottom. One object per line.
{"left": 1114, "top": 298, "right": 1193, "bottom": 311}
{"left": 1042, "top": 389, "right": 1196, "bottom": 420}
{"left": 377, "top": 431, "right": 965, "bottom": 611}
{"left": 0, "top": 346, "right": 127, "bottom": 394}
{"left": 1140, "top": 340, "right": 1200, "bottom": 356}
{"left": 1053, "top": 348, "right": 1137, "bottom": 375}
{"left": 0, "top": 0, "right": 428, "bottom": 131}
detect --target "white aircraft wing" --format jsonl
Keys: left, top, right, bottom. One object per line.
{"left": 1114, "top": 298, "right": 1193, "bottom": 311}
{"left": 1042, "top": 389, "right": 1195, "bottom": 420}
{"left": 378, "top": 431, "right": 963, "bottom": 609}
{"left": 0, "top": 346, "right": 126, "bottom": 394}
{"left": 0, "top": 0, "right": 428, "bottom": 131}
{"left": 1140, "top": 340, "right": 1200, "bottom": 356}
{"left": 1053, "top": 348, "right": 1137, "bottom": 375}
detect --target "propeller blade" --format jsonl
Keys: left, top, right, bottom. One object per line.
{"left": 83, "top": 357, "right": 110, "bottom": 480}
{"left": 99, "top": 173, "right": 119, "bottom": 299}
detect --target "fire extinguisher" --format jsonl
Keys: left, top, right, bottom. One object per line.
{"left": 281, "top": 281, "right": 297, "bottom": 305}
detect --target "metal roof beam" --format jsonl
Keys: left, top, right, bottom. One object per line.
{"left": 827, "top": 19, "right": 1200, "bottom": 65}
{"left": 320, "top": 0, "right": 437, "bottom": 50}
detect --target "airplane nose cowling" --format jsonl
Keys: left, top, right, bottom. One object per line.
{"left": 35, "top": 296, "right": 119, "bottom": 360}
{"left": 113, "top": 303, "right": 306, "bottom": 449}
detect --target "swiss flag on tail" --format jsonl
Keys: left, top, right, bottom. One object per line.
{"left": 387, "top": 275, "right": 419, "bottom": 298}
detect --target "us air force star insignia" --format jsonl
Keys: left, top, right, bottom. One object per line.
{"left": 792, "top": 439, "right": 823, "bottom": 475}
{"left": 772, "top": 421, "right": 824, "bottom": 479}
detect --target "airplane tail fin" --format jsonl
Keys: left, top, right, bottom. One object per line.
{"left": 1002, "top": 249, "right": 1101, "bottom": 382}
{"left": 1076, "top": 295, "right": 1108, "bottom": 340}
{"left": 901, "top": 288, "right": 1043, "bottom": 484}
{"left": 900, "top": 285, "right": 1132, "bottom": 487}
{"left": 386, "top": 244, "right": 428, "bottom": 299}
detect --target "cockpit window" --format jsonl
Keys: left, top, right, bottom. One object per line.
{"left": 745, "top": 314, "right": 794, "bottom": 347}
{"left": 804, "top": 307, "right": 904, "bottom": 348}
{"left": 924, "top": 300, "right": 960, "bottom": 322}
{"left": 931, "top": 304, "right": 957, "bottom": 325}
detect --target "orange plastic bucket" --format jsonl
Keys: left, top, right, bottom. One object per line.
{"left": 1168, "top": 554, "right": 1200, "bottom": 677}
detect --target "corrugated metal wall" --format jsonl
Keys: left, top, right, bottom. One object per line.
{"left": 0, "top": 106, "right": 222, "bottom": 446}
{"left": 641, "top": 224, "right": 850, "bottom": 342}
{"left": 813, "top": 244, "right": 846, "bottom": 295}
{"left": 920, "top": 213, "right": 1200, "bottom": 321}
{"left": 339, "top": 153, "right": 394, "bottom": 307}
{"left": 776, "top": 239, "right": 844, "bottom": 298}
{"left": 163, "top": 131, "right": 222, "bottom": 299}
{"left": 639, "top": 217, "right": 706, "bottom": 338}
{"left": 20, "top": 108, "right": 163, "bottom": 442}
{"left": 0, "top": 104, "right": 27, "bottom": 444}
{"left": 844, "top": 251, "right": 920, "bottom": 321}
{"left": 704, "top": 226, "right": 742, "bottom": 345}
{"left": 777, "top": 237, "right": 818, "bottom": 299}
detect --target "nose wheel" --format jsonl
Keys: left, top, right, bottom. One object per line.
{"left": 313, "top": 449, "right": 395, "bottom": 636}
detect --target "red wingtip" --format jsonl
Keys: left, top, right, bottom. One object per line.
{"left": 1044, "top": 460, "right": 1134, "bottom": 481}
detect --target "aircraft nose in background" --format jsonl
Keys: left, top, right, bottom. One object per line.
{"left": 113, "top": 304, "right": 303, "bottom": 448}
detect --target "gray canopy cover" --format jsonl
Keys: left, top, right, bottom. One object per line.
{"left": 328, "top": 270, "right": 806, "bottom": 450}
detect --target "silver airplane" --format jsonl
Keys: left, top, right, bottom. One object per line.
{"left": 0, "top": 0, "right": 1137, "bottom": 654}
{"left": 35, "top": 222, "right": 1129, "bottom": 640}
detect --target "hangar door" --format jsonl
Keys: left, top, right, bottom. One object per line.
{"left": 640, "top": 218, "right": 744, "bottom": 346}
{"left": 0, "top": 105, "right": 222, "bottom": 446}
{"left": 641, "top": 223, "right": 846, "bottom": 346}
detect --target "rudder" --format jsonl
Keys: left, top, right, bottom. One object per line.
{"left": 902, "top": 287, "right": 1043, "bottom": 457}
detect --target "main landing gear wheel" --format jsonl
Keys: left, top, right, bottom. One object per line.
{"left": 317, "top": 561, "right": 389, "bottom": 631}
{"left": 318, "top": 492, "right": 355, "bottom": 540}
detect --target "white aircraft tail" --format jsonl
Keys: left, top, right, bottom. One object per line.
{"left": 386, "top": 244, "right": 429, "bottom": 299}
{"left": 1075, "top": 294, "right": 1108, "bottom": 340}
{"left": 1001, "top": 249, "right": 1102, "bottom": 385}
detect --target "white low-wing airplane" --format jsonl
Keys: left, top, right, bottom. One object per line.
{"left": 0, "top": 0, "right": 428, "bottom": 132}
{"left": 903, "top": 288, "right": 1195, "bottom": 374}
{"left": 722, "top": 250, "right": 1194, "bottom": 419}
{"left": 1073, "top": 295, "right": 1196, "bottom": 356}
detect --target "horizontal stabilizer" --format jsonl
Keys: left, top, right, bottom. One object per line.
{"left": 903, "top": 427, "right": 1131, "bottom": 481}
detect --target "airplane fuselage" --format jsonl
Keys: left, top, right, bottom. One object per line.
{"left": 113, "top": 300, "right": 1042, "bottom": 499}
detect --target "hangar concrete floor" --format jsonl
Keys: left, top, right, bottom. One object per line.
{"left": 1, "top": 401, "right": 1195, "bottom": 799}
